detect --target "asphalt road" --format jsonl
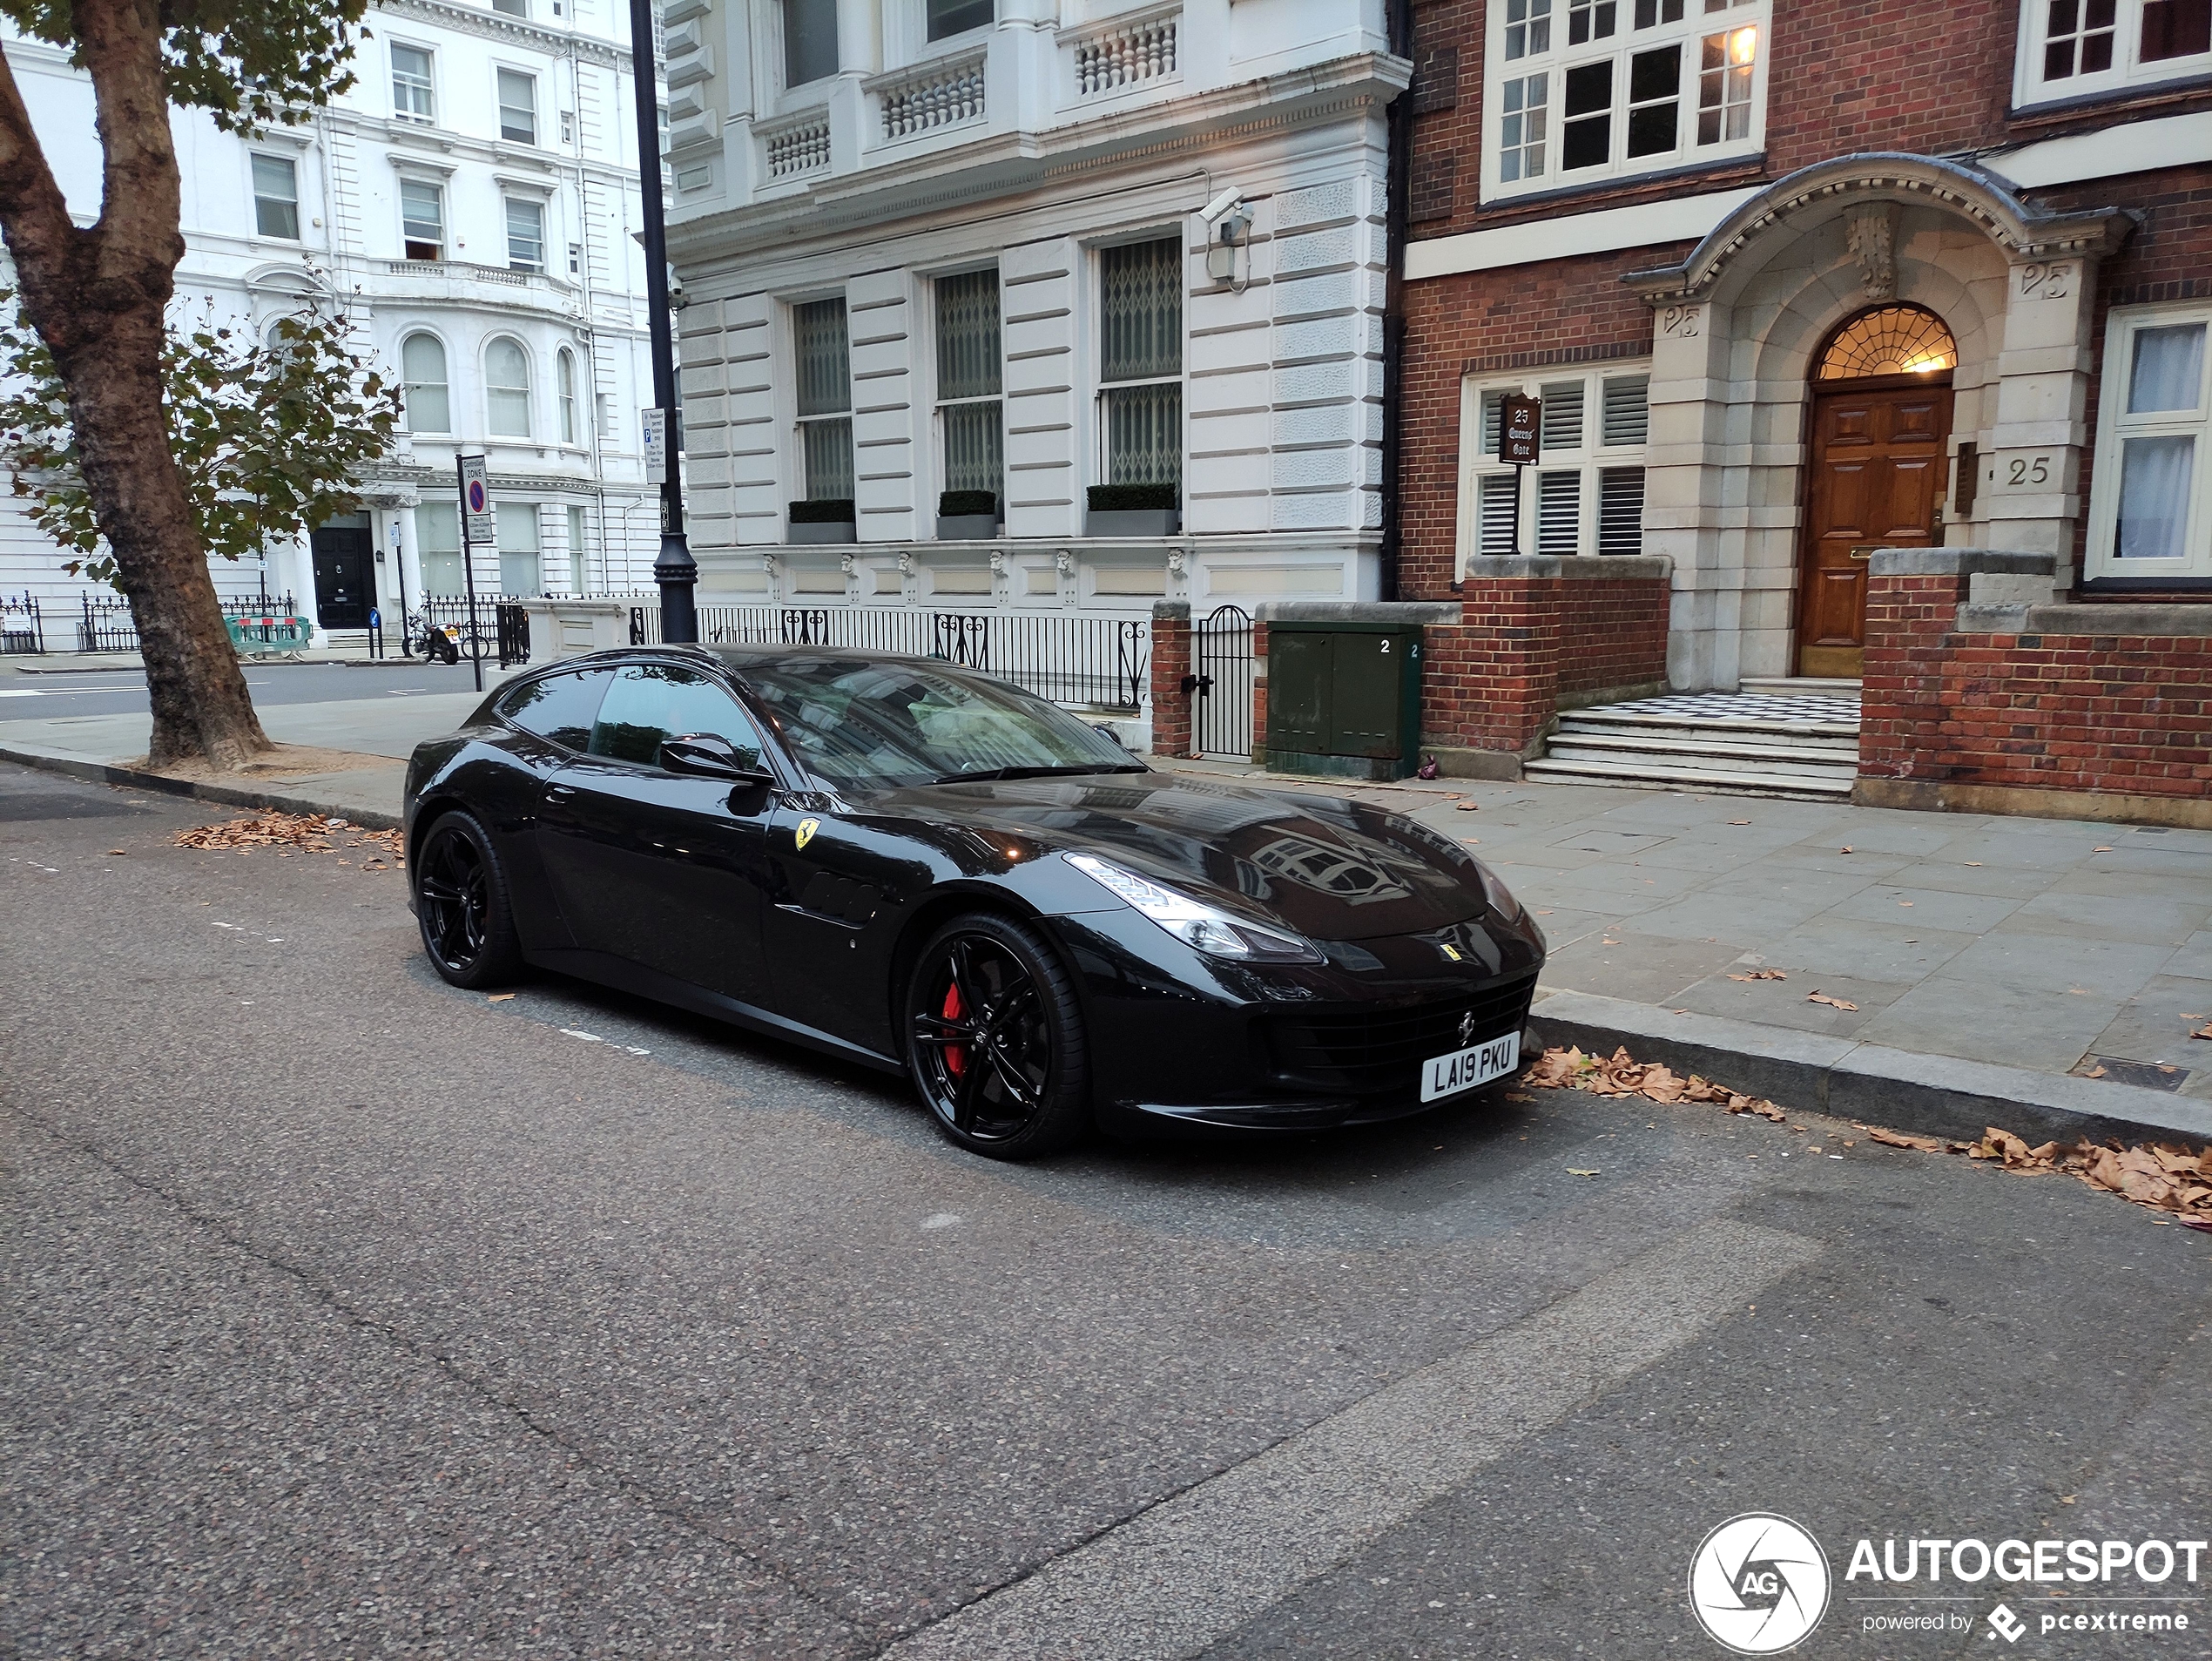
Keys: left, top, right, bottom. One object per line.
{"left": 3, "top": 760, "right": 2208, "bottom": 1659}
{"left": 0, "top": 659, "right": 497, "bottom": 722}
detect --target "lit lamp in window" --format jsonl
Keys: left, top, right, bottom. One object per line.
{"left": 1202, "top": 187, "right": 1250, "bottom": 285}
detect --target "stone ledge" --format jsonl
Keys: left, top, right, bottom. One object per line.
{"left": 1853, "top": 776, "right": 2212, "bottom": 830}
{"left": 1255, "top": 600, "right": 1461, "bottom": 625}
{"left": 1869, "top": 546, "right": 2055, "bottom": 577}
{"left": 1461, "top": 555, "right": 1672, "bottom": 582}
{"left": 1150, "top": 600, "right": 1192, "bottom": 621}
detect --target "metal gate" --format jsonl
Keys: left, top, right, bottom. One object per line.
{"left": 1193, "top": 604, "right": 1255, "bottom": 761}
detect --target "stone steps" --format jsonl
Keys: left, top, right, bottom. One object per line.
{"left": 1525, "top": 689, "right": 1863, "bottom": 801}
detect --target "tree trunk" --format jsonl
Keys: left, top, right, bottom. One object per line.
{"left": 66, "top": 315, "right": 271, "bottom": 768}
{"left": 0, "top": 0, "right": 271, "bottom": 769}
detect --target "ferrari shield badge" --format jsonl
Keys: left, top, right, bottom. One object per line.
{"left": 795, "top": 817, "right": 820, "bottom": 850}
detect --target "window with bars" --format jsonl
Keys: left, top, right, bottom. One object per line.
{"left": 2018, "top": 0, "right": 2209, "bottom": 104}
{"left": 793, "top": 297, "right": 854, "bottom": 503}
{"left": 1487, "top": 0, "right": 1764, "bottom": 197}
{"left": 1463, "top": 368, "right": 1650, "bottom": 560}
{"left": 505, "top": 197, "right": 545, "bottom": 272}
{"left": 1100, "top": 237, "right": 1183, "bottom": 487}
{"left": 392, "top": 44, "right": 435, "bottom": 124}
{"left": 496, "top": 69, "right": 537, "bottom": 145}
{"left": 2087, "top": 306, "right": 2212, "bottom": 583}
{"left": 401, "top": 179, "right": 444, "bottom": 260}
{"left": 935, "top": 268, "right": 1003, "bottom": 511}
{"left": 251, "top": 154, "right": 299, "bottom": 240}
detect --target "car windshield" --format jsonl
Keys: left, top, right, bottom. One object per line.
{"left": 735, "top": 657, "right": 1145, "bottom": 793}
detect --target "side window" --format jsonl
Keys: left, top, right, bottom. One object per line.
{"left": 500, "top": 667, "right": 613, "bottom": 751}
{"left": 588, "top": 663, "right": 764, "bottom": 768}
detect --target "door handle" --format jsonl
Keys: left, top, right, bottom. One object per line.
{"left": 546, "top": 783, "right": 577, "bottom": 800}
{"left": 1847, "top": 546, "right": 1878, "bottom": 561}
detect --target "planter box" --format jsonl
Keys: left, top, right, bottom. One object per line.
{"left": 1087, "top": 509, "right": 1181, "bottom": 537}
{"left": 936, "top": 514, "right": 1001, "bottom": 541}
{"left": 788, "top": 521, "right": 856, "bottom": 544}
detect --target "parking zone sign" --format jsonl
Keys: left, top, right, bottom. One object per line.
{"left": 458, "top": 455, "right": 494, "bottom": 545}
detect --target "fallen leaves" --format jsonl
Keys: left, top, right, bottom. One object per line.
{"left": 1455, "top": 801, "right": 1480, "bottom": 813}
{"left": 488, "top": 993, "right": 516, "bottom": 1003}
{"left": 1727, "top": 820, "right": 1752, "bottom": 826}
{"left": 2193, "top": 1024, "right": 2212, "bottom": 1041}
{"left": 1521, "top": 1043, "right": 2212, "bottom": 1229}
{"left": 1806, "top": 991, "right": 1859, "bottom": 1011}
{"left": 1727, "top": 968, "right": 1787, "bottom": 982}
{"left": 1567, "top": 1167, "right": 1601, "bottom": 1178}
{"left": 1522, "top": 1045, "right": 1788, "bottom": 1120}
{"left": 176, "top": 812, "right": 403, "bottom": 868}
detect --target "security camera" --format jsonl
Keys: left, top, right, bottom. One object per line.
{"left": 1199, "top": 186, "right": 1244, "bottom": 225}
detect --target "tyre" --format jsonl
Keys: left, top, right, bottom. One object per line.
{"left": 905, "top": 912, "right": 1090, "bottom": 1159}
{"left": 414, "top": 810, "right": 524, "bottom": 989}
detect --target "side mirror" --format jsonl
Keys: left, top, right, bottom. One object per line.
{"left": 659, "top": 733, "right": 772, "bottom": 783}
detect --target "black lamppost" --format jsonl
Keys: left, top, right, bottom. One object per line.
{"left": 628, "top": 0, "right": 697, "bottom": 644}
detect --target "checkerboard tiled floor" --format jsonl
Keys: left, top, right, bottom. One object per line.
{"left": 1589, "top": 692, "right": 1864, "bottom": 728}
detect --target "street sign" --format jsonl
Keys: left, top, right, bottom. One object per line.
{"left": 1499, "top": 395, "right": 1541, "bottom": 465}
{"left": 458, "top": 455, "right": 494, "bottom": 544}
{"left": 643, "top": 408, "right": 668, "bottom": 485}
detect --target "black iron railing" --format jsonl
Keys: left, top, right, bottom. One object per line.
{"left": 623, "top": 602, "right": 1148, "bottom": 711}
{"left": 1, "top": 593, "right": 46, "bottom": 655}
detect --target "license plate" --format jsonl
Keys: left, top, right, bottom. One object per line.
{"left": 1420, "top": 1029, "right": 1521, "bottom": 1103}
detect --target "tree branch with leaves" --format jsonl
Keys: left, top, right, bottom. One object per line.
{"left": 0, "top": 0, "right": 371, "bottom": 766}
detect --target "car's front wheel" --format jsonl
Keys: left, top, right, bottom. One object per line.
{"left": 414, "top": 810, "right": 523, "bottom": 989}
{"left": 905, "top": 912, "right": 1089, "bottom": 1159}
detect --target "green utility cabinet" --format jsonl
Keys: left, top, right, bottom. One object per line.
{"left": 1264, "top": 619, "right": 1426, "bottom": 780}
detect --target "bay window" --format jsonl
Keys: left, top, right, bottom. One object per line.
{"left": 1460, "top": 367, "right": 1651, "bottom": 563}
{"left": 1099, "top": 237, "right": 1183, "bottom": 489}
{"left": 2087, "top": 307, "right": 2212, "bottom": 584}
{"left": 935, "top": 268, "right": 1003, "bottom": 512}
{"left": 2016, "top": 0, "right": 2210, "bottom": 105}
{"left": 793, "top": 297, "right": 854, "bottom": 503}
{"left": 1486, "top": 0, "right": 1765, "bottom": 199}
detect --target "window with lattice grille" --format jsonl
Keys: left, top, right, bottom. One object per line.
{"left": 1459, "top": 365, "right": 1651, "bottom": 565}
{"left": 936, "top": 268, "right": 1003, "bottom": 512}
{"left": 1817, "top": 307, "right": 1958, "bottom": 381}
{"left": 793, "top": 297, "right": 854, "bottom": 503}
{"left": 1099, "top": 238, "right": 1183, "bottom": 488}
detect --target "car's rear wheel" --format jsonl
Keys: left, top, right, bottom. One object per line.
{"left": 905, "top": 913, "right": 1089, "bottom": 1159}
{"left": 415, "top": 810, "right": 523, "bottom": 989}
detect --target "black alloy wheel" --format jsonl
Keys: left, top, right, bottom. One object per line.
{"left": 415, "top": 811, "right": 523, "bottom": 989}
{"left": 907, "top": 913, "right": 1089, "bottom": 1158}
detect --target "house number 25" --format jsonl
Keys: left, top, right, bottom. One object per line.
{"left": 2020, "top": 262, "right": 2073, "bottom": 299}
{"left": 2006, "top": 455, "right": 2052, "bottom": 486}
{"left": 1660, "top": 305, "right": 1702, "bottom": 337}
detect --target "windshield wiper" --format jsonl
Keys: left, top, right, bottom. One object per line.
{"left": 929, "top": 762, "right": 1150, "bottom": 785}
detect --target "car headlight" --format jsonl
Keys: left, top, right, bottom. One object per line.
{"left": 1065, "top": 853, "right": 1323, "bottom": 962}
{"left": 1475, "top": 859, "right": 1524, "bottom": 922}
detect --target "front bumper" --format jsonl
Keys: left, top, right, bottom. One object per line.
{"left": 1044, "top": 905, "right": 1546, "bottom": 1137}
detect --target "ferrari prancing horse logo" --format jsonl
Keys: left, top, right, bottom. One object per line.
{"left": 795, "top": 817, "right": 820, "bottom": 850}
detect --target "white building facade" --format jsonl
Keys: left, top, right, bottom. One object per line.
{"left": 2, "top": 0, "right": 666, "bottom": 643}
{"left": 658, "top": 0, "right": 1409, "bottom": 631}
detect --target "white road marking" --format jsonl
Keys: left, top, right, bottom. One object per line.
{"left": 883, "top": 1216, "right": 1820, "bottom": 1661}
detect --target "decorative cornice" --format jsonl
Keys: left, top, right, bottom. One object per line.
{"left": 375, "top": 0, "right": 635, "bottom": 70}
{"left": 1624, "top": 152, "right": 2136, "bottom": 302}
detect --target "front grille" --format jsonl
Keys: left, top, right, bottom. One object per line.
{"left": 1268, "top": 973, "right": 1538, "bottom": 1094}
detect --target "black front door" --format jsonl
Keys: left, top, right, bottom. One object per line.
{"left": 536, "top": 661, "right": 776, "bottom": 1004}
{"left": 310, "top": 525, "right": 374, "bottom": 630}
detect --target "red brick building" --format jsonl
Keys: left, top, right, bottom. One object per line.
{"left": 1386, "top": 0, "right": 2212, "bottom": 820}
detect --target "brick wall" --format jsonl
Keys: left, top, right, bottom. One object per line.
{"left": 1421, "top": 558, "right": 1671, "bottom": 769}
{"left": 1147, "top": 602, "right": 1193, "bottom": 759}
{"left": 1860, "top": 564, "right": 2212, "bottom": 820}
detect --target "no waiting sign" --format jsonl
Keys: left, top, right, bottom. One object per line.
{"left": 457, "top": 455, "right": 494, "bottom": 545}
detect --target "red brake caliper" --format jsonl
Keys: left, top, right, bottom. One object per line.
{"left": 942, "top": 980, "right": 968, "bottom": 1077}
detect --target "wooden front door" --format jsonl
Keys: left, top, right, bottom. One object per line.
{"left": 1797, "top": 379, "right": 1952, "bottom": 677}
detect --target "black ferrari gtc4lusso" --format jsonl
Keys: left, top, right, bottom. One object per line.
{"left": 402, "top": 644, "right": 1547, "bottom": 1158}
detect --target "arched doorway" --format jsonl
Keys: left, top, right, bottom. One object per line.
{"left": 1795, "top": 305, "right": 1959, "bottom": 677}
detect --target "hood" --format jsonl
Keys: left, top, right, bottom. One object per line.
{"left": 867, "top": 772, "right": 1494, "bottom": 942}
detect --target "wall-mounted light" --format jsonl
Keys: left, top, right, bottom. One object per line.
{"left": 1200, "top": 186, "right": 1250, "bottom": 287}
